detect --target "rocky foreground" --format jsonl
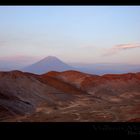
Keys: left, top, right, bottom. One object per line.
{"left": 0, "top": 70, "right": 140, "bottom": 122}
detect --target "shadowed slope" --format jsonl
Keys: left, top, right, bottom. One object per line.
{"left": 0, "top": 70, "right": 83, "bottom": 120}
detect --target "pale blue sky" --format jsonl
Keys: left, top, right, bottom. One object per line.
{"left": 0, "top": 6, "right": 140, "bottom": 64}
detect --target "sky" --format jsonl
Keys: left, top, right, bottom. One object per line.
{"left": 0, "top": 6, "right": 140, "bottom": 66}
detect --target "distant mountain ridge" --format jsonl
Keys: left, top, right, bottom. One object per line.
{"left": 22, "top": 56, "right": 75, "bottom": 74}
{"left": 1, "top": 56, "right": 140, "bottom": 75}
{"left": 70, "top": 63, "right": 140, "bottom": 75}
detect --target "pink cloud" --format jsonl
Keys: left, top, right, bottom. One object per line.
{"left": 104, "top": 43, "right": 140, "bottom": 56}
{"left": 116, "top": 43, "right": 140, "bottom": 49}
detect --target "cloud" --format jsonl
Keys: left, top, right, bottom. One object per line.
{"left": 104, "top": 43, "right": 140, "bottom": 56}
{"left": 116, "top": 43, "right": 140, "bottom": 49}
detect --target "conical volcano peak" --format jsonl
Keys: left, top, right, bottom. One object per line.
{"left": 44, "top": 56, "right": 59, "bottom": 60}
{"left": 40, "top": 56, "right": 62, "bottom": 62}
{"left": 22, "top": 56, "right": 74, "bottom": 74}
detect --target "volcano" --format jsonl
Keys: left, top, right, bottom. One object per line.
{"left": 22, "top": 56, "right": 74, "bottom": 74}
